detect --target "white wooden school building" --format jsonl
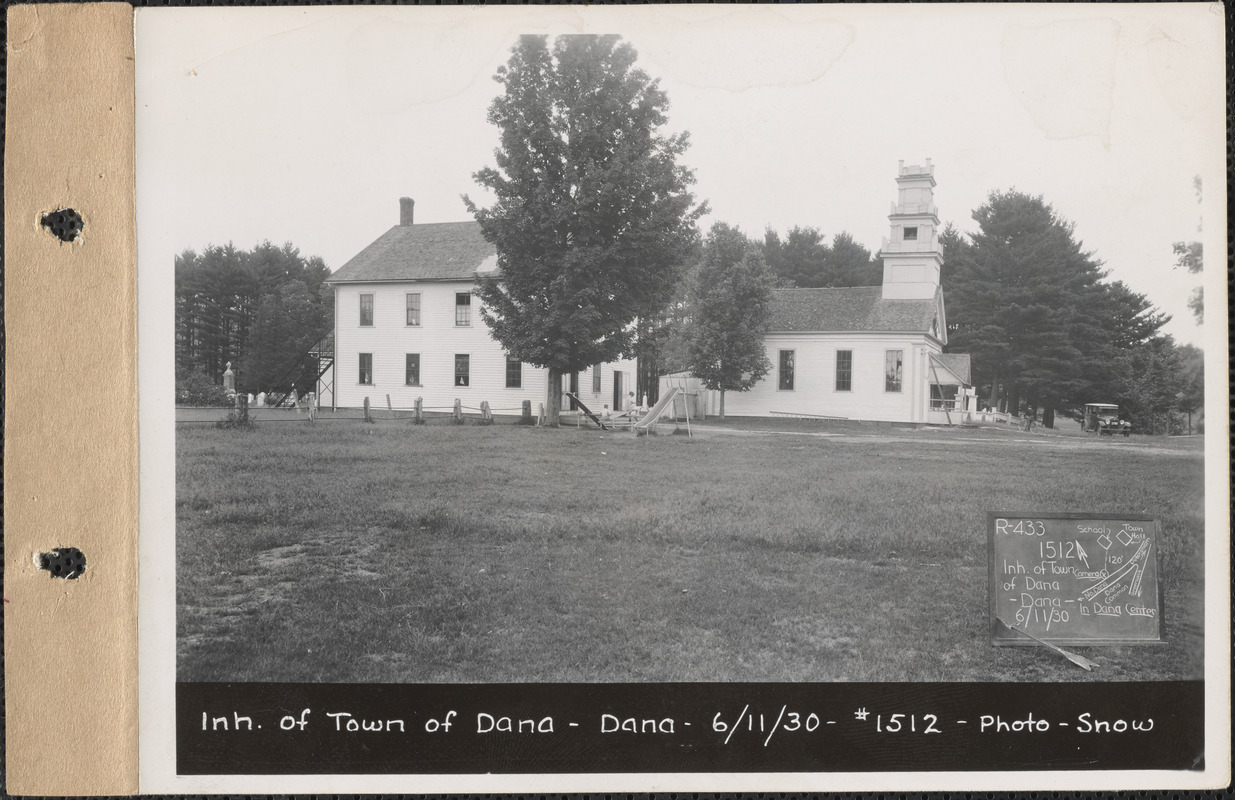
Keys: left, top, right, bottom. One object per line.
{"left": 322, "top": 199, "right": 636, "bottom": 415}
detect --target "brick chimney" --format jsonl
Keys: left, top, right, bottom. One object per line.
{"left": 399, "top": 197, "right": 415, "bottom": 226}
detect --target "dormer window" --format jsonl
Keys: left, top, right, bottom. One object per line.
{"left": 903, "top": 226, "right": 918, "bottom": 241}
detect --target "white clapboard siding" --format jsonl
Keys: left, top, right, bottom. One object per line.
{"left": 332, "top": 280, "right": 635, "bottom": 413}
{"left": 722, "top": 332, "right": 941, "bottom": 422}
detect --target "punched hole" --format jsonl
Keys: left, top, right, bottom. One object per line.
{"left": 40, "top": 208, "right": 84, "bottom": 242}
{"left": 38, "top": 547, "right": 86, "bottom": 579}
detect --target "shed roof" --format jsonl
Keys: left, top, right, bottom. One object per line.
{"left": 326, "top": 221, "right": 496, "bottom": 283}
{"left": 769, "top": 286, "right": 939, "bottom": 334}
{"left": 931, "top": 353, "right": 972, "bottom": 385}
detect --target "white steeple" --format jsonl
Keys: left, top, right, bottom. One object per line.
{"left": 879, "top": 159, "right": 943, "bottom": 300}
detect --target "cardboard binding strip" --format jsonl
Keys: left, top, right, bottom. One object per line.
{"left": 4, "top": 4, "right": 140, "bottom": 794}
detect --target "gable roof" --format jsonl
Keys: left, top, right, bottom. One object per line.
{"left": 769, "top": 286, "right": 940, "bottom": 334}
{"left": 326, "top": 221, "right": 496, "bottom": 283}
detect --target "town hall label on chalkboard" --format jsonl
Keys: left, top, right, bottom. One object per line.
{"left": 988, "top": 513, "right": 1164, "bottom": 646}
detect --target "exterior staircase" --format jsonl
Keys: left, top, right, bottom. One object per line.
{"left": 267, "top": 333, "right": 333, "bottom": 407}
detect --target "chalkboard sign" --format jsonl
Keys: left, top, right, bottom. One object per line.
{"left": 988, "top": 513, "right": 1164, "bottom": 646}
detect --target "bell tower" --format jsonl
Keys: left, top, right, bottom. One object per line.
{"left": 879, "top": 159, "right": 943, "bottom": 300}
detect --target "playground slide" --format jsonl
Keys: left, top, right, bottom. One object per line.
{"left": 563, "top": 392, "right": 610, "bottom": 429}
{"left": 633, "top": 386, "right": 682, "bottom": 433}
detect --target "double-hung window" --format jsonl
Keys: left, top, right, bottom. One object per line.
{"left": 359, "top": 294, "right": 374, "bottom": 326}
{"left": 455, "top": 293, "right": 471, "bottom": 326}
{"left": 835, "top": 350, "right": 852, "bottom": 391}
{"left": 592, "top": 363, "right": 602, "bottom": 393}
{"left": 885, "top": 350, "right": 903, "bottom": 392}
{"left": 406, "top": 293, "right": 421, "bottom": 326}
{"left": 506, "top": 356, "right": 522, "bottom": 389}
{"left": 405, "top": 354, "right": 420, "bottom": 386}
{"left": 359, "top": 353, "right": 373, "bottom": 385}
{"left": 455, "top": 354, "right": 470, "bottom": 387}
{"left": 778, "top": 350, "right": 795, "bottom": 391}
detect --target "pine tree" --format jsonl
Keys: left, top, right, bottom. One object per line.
{"left": 945, "top": 191, "right": 1106, "bottom": 418}
{"left": 826, "top": 231, "right": 881, "bottom": 287}
{"left": 175, "top": 241, "right": 332, "bottom": 396}
{"left": 465, "top": 35, "right": 705, "bottom": 425}
{"left": 761, "top": 227, "right": 879, "bottom": 288}
{"left": 944, "top": 191, "right": 1171, "bottom": 426}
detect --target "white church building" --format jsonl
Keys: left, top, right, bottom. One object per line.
{"left": 703, "top": 159, "right": 971, "bottom": 424}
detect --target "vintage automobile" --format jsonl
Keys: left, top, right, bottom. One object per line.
{"left": 1082, "top": 403, "right": 1132, "bottom": 436}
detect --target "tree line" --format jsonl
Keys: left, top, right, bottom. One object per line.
{"left": 175, "top": 241, "right": 332, "bottom": 404}
{"left": 465, "top": 34, "right": 1204, "bottom": 433}
{"left": 660, "top": 192, "right": 1203, "bottom": 432}
{"left": 940, "top": 190, "right": 1202, "bottom": 433}
{"left": 174, "top": 33, "right": 1202, "bottom": 435}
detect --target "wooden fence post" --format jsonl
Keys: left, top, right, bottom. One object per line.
{"left": 363, "top": 396, "right": 373, "bottom": 423}
{"left": 453, "top": 398, "right": 464, "bottom": 425}
{"left": 480, "top": 400, "right": 493, "bottom": 425}
{"left": 522, "top": 399, "right": 531, "bottom": 424}
{"left": 386, "top": 394, "right": 393, "bottom": 413}
{"left": 538, "top": 403, "right": 545, "bottom": 426}
{"left": 237, "top": 393, "right": 249, "bottom": 423}
{"left": 414, "top": 397, "right": 424, "bottom": 425}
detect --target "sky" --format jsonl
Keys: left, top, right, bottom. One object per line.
{"left": 135, "top": 3, "right": 1226, "bottom": 348}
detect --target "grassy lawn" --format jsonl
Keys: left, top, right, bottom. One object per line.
{"left": 177, "top": 417, "right": 1204, "bottom": 683}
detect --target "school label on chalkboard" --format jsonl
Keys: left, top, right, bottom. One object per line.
{"left": 988, "top": 513, "right": 1164, "bottom": 646}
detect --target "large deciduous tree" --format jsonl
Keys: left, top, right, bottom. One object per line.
{"left": 1172, "top": 175, "right": 1203, "bottom": 324}
{"left": 465, "top": 35, "right": 706, "bottom": 426}
{"left": 683, "top": 223, "right": 775, "bottom": 420}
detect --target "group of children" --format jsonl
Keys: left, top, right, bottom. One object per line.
{"left": 600, "top": 391, "right": 647, "bottom": 421}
